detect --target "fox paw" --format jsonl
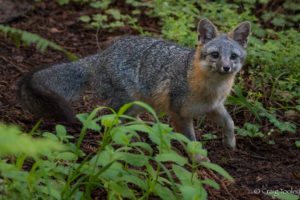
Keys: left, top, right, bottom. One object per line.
{"left": 223, "top": 136, "right": 236, "bottom": 150}
{"left": 194, "top": 153, "right": 210, "bottom": 163}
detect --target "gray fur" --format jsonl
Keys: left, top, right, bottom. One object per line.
{"left": 31, "top": 55, "right": 96, "bottom": 101}
{"left": 232, "top": 21, "right": 251, "bottom": 48}
{"left": 91, "top": 36, "right": 193, "bottom": 111}
{"left": 18, "top": 19, "right": 251, "bottom": 159}
{"left": 197, "top": 18, "right": 218, "bottom": 44}
{"left": 200, "top": 33, "right": 246, "bottom": 74}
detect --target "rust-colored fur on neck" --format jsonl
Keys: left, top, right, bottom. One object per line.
{"left": 188, "top": 44, "right": 206, "bottom": 92}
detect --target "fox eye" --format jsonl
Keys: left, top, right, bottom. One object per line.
{"left": 211, "top": 52, "right": 219, "bottom": 59}
{"left": 231, "top": 53, "right": 238, "bottom": 60}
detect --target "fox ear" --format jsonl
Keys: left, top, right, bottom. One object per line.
{"left": 230, "top": 21, "right": 251, "bottom": 48}
{"left": 197, "top": 18, "right": 218, "bottom": 44}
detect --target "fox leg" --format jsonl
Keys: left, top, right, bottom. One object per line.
{"left": 171, "top": 113, "right": 210, "bottom": 162}
{"left": 171, "top": 113, "right": 196, "bottom": 141}
{"left": 207, "top": 105, "right": 236, "bottom": 150}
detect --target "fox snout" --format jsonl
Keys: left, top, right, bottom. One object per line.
{"left": 222, "top": 66, "right": 231, "bottom": 72}
{"left": 218, "top": 59, "right": 233, "bottom": 74}
{"left": 217, "top": 60, "right": 236, "bottom": 74}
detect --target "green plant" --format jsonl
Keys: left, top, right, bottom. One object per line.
{"left": 227, "top": 85, "right": 262, "bottom": 124}
{"left": 202, "top": 134, "right": 217, "bottom": 140}
{"left": 161, "top": 13, "right": 197, "bottom": 47}
{"left": 0, "top": 102, "right": 234, "bottom": 199}
{"left": 255, "top": 102, "right": 296, "bottom": 134}
{"left": 69, "top": 0, "right": 152, "bottom": 34}
{"left": 236, "top": 123, "right": 264, "bottom": 138}
{"left": 225, "top": 85, "right": 296, "bottom": 144}
{"left": 72, "top": 101, "right": 234, "bottom": 199}
{"left": 228, "top": 84, "right": 296, "bottom": 138}
{"left": 0, "top": 123, "right": 66, "bottom": 199}
{"left": 0, "top": 25, "right": 78, "bottom": 61}
{"left": 0, "top": 123, "right": 64, "bottom": 157}
{"left": 79, "top": 9, "right": 128, "bottom": 31}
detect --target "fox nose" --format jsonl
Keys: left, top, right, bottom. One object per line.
{"left": 222, "top": 66, "right": 231, "bottom": 72}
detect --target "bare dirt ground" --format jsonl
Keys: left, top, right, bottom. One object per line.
{"left": 0, "top": 1, "right": 299, "bottom": 199}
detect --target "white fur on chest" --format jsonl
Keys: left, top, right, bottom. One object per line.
{"left": 181, "top": 97, "right": 224, "bottom": 117}
{"left": 181, "top": 78, "right": 232, "bottom": 117}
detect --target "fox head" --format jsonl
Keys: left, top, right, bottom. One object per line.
{"left": 196, "top": 18, "right": 251, "bottom": 75}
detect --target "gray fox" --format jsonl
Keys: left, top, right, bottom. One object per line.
{"left": 18, "top": 18, "right": 250, "bottom": 155}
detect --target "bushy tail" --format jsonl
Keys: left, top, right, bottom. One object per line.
{"left": 18, "top": 55, "right": 98, "bottom": 123}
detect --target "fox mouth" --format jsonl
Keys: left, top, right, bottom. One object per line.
{"left": 209, "top": 64, "right": 233, "bottom": 75}
{"left": 218, "top": 70, "right": 233, "bottom": 75}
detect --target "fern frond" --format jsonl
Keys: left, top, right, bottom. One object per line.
{"left": 0, "top": 24, "right": 78, "bottom": 61}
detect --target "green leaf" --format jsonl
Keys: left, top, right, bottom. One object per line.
{"left": 40, "top": 185, "right": 61, "bottom": 199}
{"left": 295, "top": 141, "right": 300, "bottom": 148}
{"left": 76, "top": 113, "right": 89, "bottom": 124}
{"left": 151, "top": 123, "right": 173, "bottom": 150}
{"left": 79, "top": 15, "right": 91, "bottom": 23}
{"left": 0, "top": 162, "right": 29, "bottom": 181}
{"left": 169, "top": 132, "right": 190, "bottom": 143}
{"left": 56, "top": 0, "right": 71, "bottom": 5}
{"left": 88, "top": 150, "right": 123, "bottom": 179}
{"left": 76, "top": 113, "right": 101, "bottom": 131}
{"left": 119, "top": 152, "right": 149, "bottom": 167}
{"left": 147, "top": 127, "right": 163, "bottom": 146}
{"left": 258, "top": 106, "right": 296, "bottom": 134}
{"left": 0, "top": 24, "right": 78, "bottom": 61}
{"left": 56, "top": 124, "right": 66, "bottom": 137}
{"left": 201, "top": 180, "right": 220, "bottom": 190}
{"left": 200, "top": 162, "right": 234, "bottom": 182}
{"left": 179, "top": 185, "right": 208, "bottom": 200}
{"left": 117, "top": 102, "right": 133, "bottom": 116}
{"left": 187, "top": 141, "right": 207, "bottom": 156}
{"left": 202, "top": 134, "right": 217, "bottom": 140}
{"left": 131, "top": 142, "right": 153, "bottom": 155}
{"left": 123, "top": 174, "right": 147, "bottom": 190}
{"left": 172, "top": 165, "right": 193, "bottom": 185}
{"left": 268, "top": 140, "right": 276, "bottom": 145}
{"left": 100, "top": 162, "right": 124, "bottom": 180}
{"left": 126, "top": 124, "right": 153, "bottom": 134}
{"left": 228, "top": 85, "right": 262, "bottom": 124}
{"left": 109, "top": 181, "right": 135, "bottom": 199}
{"left": 132, "top": 101, "right": 159, "bottom": 122}
{"left": 0, "top": 123, "right": 64, "bottom": 157}
{"left": 90, "top": 0, "right": 111, "bottom": 9}
{"left": 155, "top": 152, "right": 187, "bottom": 166}
{"left": 56, "top": 152, "right": 78, "bottom": 161}
{"left": 244, "top": 123, "right": 260, "bottom": 132}
{"left": 111, "top": 126, "right": 137, "bottom": 145}
{"left": 154, "top": 184, "right": 176, "bottom": 200}
{"left": 43, "top": 132, "right": 59, "bottom": 142}
{"left": 93, "top": 14, "right": 108, "bottom": 23}
{"left": 100, "top": 114, "right": 119, "bottom": 128}
{"left": 106, "top": 9, "right": 123, "bottom": 20}
{"left": 91, "top": 146, "right": 117, "bottom": 166}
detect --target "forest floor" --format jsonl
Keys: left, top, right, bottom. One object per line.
{"left": 0, "top": 1, "right": 299, "bottom": 200}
